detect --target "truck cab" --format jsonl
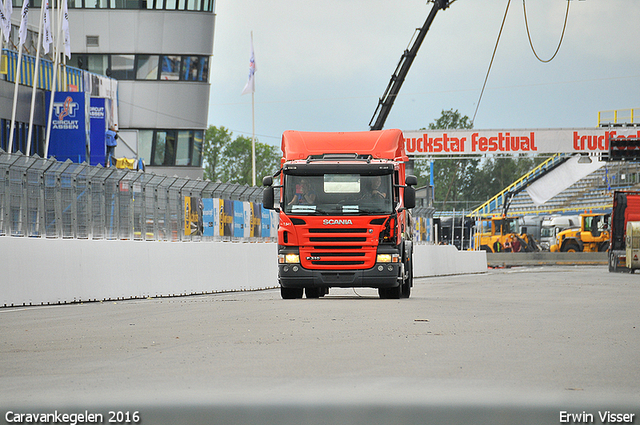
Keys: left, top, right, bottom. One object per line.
{"left": 539, "top": 215, "right": 579, "bottom": 251}
{"left": 262, "top": 130, "right": 417, "bottom": 299}
{"left": 609, "top": 191, "right": 640, "bottom": 272}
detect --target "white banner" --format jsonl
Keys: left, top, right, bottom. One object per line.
{"left": 526, "top": 156, "right": 604, "bottom": 206}
{"left": 402, "top": 128, "right": 640, "bottom": 156}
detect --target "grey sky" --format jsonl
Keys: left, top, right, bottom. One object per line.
{"left": 208, "top": 0, "right": 640, "bottom": 144}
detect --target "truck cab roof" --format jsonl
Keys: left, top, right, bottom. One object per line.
{"left": 281, "top": 129, "right": 408, "bottom": 162}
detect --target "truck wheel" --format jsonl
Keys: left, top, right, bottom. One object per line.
{"left": 281, "top": 287, "right": 303, "bottom": 299}
{"left": 401, "top": 258, "right": 412, "bottom": 299}
{"left": 378, "top": 286, "right": 401, "bottom": 299}
{"left": 609, "top": 253, "right": 615, "bottom": 272}
{"left": 305, "top": 287, "right": 321, "bottom": 298}
{"left": 562, "top": 242, "right": 580, "bottom": 253}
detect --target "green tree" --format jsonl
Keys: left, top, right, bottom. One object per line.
{"left": 202, "top": 126, "right": 232, "bottom": 181}
{"left": 219, "top": 135, "right": 281, "bottom": 186}
{"left": 416, "top": 109, "right": 476, "bottom": 211}
{"left": 202, "top": 126, "right": 281, "bottom": 185}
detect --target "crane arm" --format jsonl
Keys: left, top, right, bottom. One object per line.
{"left": 369, "top": 0, "right": 452, "bottom": 131}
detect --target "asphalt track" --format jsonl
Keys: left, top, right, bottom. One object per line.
{"left": 1, "top": 265, "right": 639, "bottom": 424}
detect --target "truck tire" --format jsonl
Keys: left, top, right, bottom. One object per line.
{"left": 609, "top": 253, "right": 616, "bottom": 272}
{"left": 561, "top": 242, "right": 581, "bottom": 252}
{"left": 281, "top": 287, "right": 303, "bottom": 299}
{"left": 401, "top": 258, "right": 412, "bottom": 299}
{"left": 305, "top": 287, "right": 322, "bottom": 298}
{"left": 378, "top": 285, "right": 401, "bottom": 299}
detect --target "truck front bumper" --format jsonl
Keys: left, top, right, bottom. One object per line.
{"left": 279, "top": 263, "right": 401, "bottom": 289}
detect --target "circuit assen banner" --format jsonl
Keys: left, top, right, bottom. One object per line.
{"left": 402, "top": 128, "right": 640, "bottom": 156}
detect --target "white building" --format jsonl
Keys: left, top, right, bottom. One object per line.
{"left": 5, "top": 0, "right": 215, "bottom": 179}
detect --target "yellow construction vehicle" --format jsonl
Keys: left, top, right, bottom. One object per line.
{"left": 550, "top": 213, "right": 610, "bottom": 253}
{"left": 474, "top": 215, "right": 538, "bottom": 253}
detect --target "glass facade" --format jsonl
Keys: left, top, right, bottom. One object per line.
{"left": 68, "top": 54, "right": 209, "bottom": 82}
{"left": 24, "top": 0, "right": 215, "bottom": 12}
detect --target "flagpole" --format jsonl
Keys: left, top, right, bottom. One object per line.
{"left": 241, "top": 30, "right": 256, "bottom": 186}
{"left": 251, "top": 90, "right": 255, "bottom": 187}
{"left": 0, "top": 0, "right": 8, "bottom": 152}
{"left": 26, "top": 1, "right": 45, "bottom": 157}
{"left": 8, "top": 48, "right": 23, "bottom": 154}
{"left": 44, "top": 0, "right": 63, "bottom": 159}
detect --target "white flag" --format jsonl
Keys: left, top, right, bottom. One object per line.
{"left": 241, "top": 34, "right": 255, "bottom": 95}
{"left": 0, "top": 0, "right": 11, "bottom": 43}
{"left": 18, "top": 0, "right": 28, "bottom": 46}
{"left": 42, "top": 0, "right": 52, "bottom": 54}
{"left": 62, "top": 0, "right": 70, "bottom": 58}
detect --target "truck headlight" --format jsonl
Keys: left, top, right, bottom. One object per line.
{"left": 282, "top": 253, "right": 300, "bottom": 264}
{"left": 377, "top": 254, "right": 400, "bottom": 263}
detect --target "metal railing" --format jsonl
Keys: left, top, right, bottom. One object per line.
{"left": 598, "top": 108, "right": 640, "bottom": 127}
{"left": 0, "top": 150, "right": 273, "bottom": 242}
{"left": 4, "top": 48, "right": 86, "bottom": 92}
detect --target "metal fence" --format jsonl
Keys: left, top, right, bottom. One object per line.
{"left": 0, "top": 150, "right": 266, "bottom": 241}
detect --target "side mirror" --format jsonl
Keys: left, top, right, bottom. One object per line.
{"left": 404, "top": 186, "right": 416, "bottom": 209}
{"left": 262, "top": 176, "right": 273, "bottom": 187}
{"left": 405, "top": 175, "right": 418, "bottom": 186}
{"left": 263, "top": 186, "right": 275, "bottom": 210}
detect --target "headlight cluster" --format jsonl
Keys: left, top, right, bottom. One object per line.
{"left": 279, "top": 253, "right": 300, "bottom": 264}
{"left": 376, "top": 253, "right": 400, "bottom": 263}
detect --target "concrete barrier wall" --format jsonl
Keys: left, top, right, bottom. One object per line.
{"left": 414, "top": 244, "right": 487, "bottom": 277}
{"left": 487, "top": 252, "right": 607, "bottom": 267}
{"left": 0, "top": 238, "right": 278, "bottom": 307}
{"left": 0, "top": 238, "right": 487, "bottom": 306}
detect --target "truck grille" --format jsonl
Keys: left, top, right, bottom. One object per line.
{"left": 300, "top": 227, "right": 375, "bottom": 269}
{"left": 308, "top": 228, "right": 367, "bottom": 233}
{"left": 309, "top": 236, "right": 367, "bottom": 242}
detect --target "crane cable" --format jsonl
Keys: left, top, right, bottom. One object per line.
{"left": 472, "top": 0, "right": 512, "bottom": 124}
{"left": 472, "top": 0, "right": 571, "bottom": 124}
{"left": 523, "top": 0, "right": 571, "bottom": 63}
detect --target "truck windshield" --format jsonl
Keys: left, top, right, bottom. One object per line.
{"left": 540, "top": 227, "right": 554, "bottom": 237}
{"left": 284, "top": 174, "right": 393, "bottom": 215}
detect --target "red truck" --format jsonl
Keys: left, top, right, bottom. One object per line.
{"left": 262, "top": 129, "right": 417, "bottom": 299}
{"left": 609, "top": 190, "right": 640, "bottom": 272}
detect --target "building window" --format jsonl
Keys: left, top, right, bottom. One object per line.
{"left": 136, "top": 55, "right": 160, "bottom": 80}
{"left": 141, "top": 129, "right": 203, "bottom": 167}
{"left": 138, "top": 130, "right": 154, "bottom": 165}
{"left": 192, "top": 131, "right": 203, "bottom": 166}
{"left": 160, "top": 56, "right": 181, "bottom": 81}
{"left": 110, "top": 54, "right": 135, "bottom": 80}
{"left": 175, "top": 131, "right": 191, "bottom": 165}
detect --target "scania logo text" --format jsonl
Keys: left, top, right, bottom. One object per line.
{"left": 323, "top": 219, "right": 353, "bottom": 225}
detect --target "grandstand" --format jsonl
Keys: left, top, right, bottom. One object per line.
{"left": 506, "top": 160, "right": 637, "bottom": 216}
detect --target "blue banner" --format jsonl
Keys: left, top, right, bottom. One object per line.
{"left": 261, "top": 206, "right": 271, "bottom": 238}
{"left": 46, "top": 91, "right": 90, "bottom": 164}
{"left": 202, "top": 198, "right": 215, "bottom": 237}
{"left": 89, "top": 98, "right": 106, "bottom": 166}
{"left": 233, "top": 201, "right": 244, "bottom": 238}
